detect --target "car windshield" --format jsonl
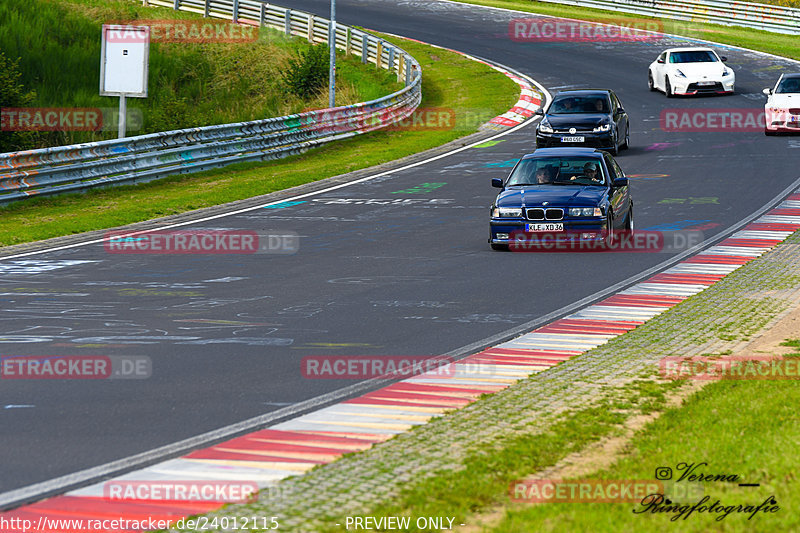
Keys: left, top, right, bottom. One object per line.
{"left": 669, "top": 50, "right": 718, "bottom": 63}
{"left": 776, "top": 77, "right": 800, "bottom": 94}
{"left": 549, "top": 96, "right": 609, "bottom": 114}
{"left": 507, "top": 157, "right": 607, "bottom": 186}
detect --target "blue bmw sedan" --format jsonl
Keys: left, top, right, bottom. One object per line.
{"left": 489, "top": 148, "right": 633, "bottom": 251}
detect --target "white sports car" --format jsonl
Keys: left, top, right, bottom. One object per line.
{"left": 763, "top": 73, "right": 800, "bottom": 135}
{"left": 648, "top": 47, "right": 735, "bottom": 97}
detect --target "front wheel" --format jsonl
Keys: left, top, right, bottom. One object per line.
{"left": 604, "top": 213, "right": 615, "bottom": 247}
{"left": 624, "top": 202, "right": 634, "bottom": 231}
{"left": 648, "top": 72, "right": 656, "bottom": 92}
{"left": 620, "top": 124, "right": 630, "bottom": 150}
{"left": 665, "top": 77, "right": 674, "bottom": 98}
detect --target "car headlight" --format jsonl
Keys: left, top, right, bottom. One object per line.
{"left": 492, "top": 207, "right": 523, "bottom": 218}
{"left": 538, "top": 119, "right": 553, "bottom": 134}
{"left": 592, "top": 124, "right": 611, "bottom": 133}
{"left": 675, "top": 69, "right": 687, "bottom": 78}
{"left": 722, "top": 68, "right": 730, "bottom": 77}
{"left": 568, "top": 207, "right": 603, "bottom": 217}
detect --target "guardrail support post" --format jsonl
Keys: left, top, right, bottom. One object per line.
{"left": 376, "top": 40, "right": 383, "bottom": 68}
{"left": 260, "top": 3, "right": 266, "bottom": 26}
{"left": 405, "top": 56, "right": 412, "bottom": 85}
{"left": 204, "top": 0, "right": 209, "bottom": 18}
{"left": 307, "top": 15, "right": 314, "bottom": 43}
{"left": 232, "top": 0, "right": 239, "bottom": 23}
{"left": 284, "top": 10, "right": 291, "bottom": 37}
{"left": 345, "top": 27, "right": 351, "bottom": 55}
{"left": 173, "top": 0, "right": 180, "bottom": 10}
{"left": 361, "top": 35, "right": 368, "bottom": 63}
{"left": 399, "top": 54, "right": 405, "bottom": 84}
{"left": 388, "top": 48, "right": 395, "bottom": 75}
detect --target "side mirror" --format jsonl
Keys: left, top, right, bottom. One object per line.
{"left": 534, "top": 108, "right": 544, "bottom": 116}
{"left": 657, "top": 58, "right": 665, "bottom": 64}
{"left": 720, "top": 55, "right": 728, "bottom": 62}
{"left": 492, "top": 178, "right": 504, "bottom": 189}
{"left": 612, "top": 177, "right": 628, "bottom": 188}
{"left": 763, "top": 87, "right": 772, "bottom": 96}
{"left": 616, "top": 107, "right": 625, "bottom": 115}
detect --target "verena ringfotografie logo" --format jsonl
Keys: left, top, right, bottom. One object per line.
{"left": 509, "top": 18, "right": 662, "bottom": 42}
{"left": 105, "top": 20, "right": 257, "bottom": 43}
{"left": 103, "top": 481, "right": 258, "bottom": 503}
{"left": 1, "top": 355, "right": 151, "bottom": 379}
{"left": 661, "top": 109, "right": 767, "bottom": 132}
{"left": 508, "top": 230, "right": 704, "bottom": 253}
{"left": 660, "top": 356, "right": 800, "bottom": 380}
{"left": 103, "top": 230, "right": 299, "bottom": 254}
{"left": 1, "top": 107, "right": 144, "bottom": 132}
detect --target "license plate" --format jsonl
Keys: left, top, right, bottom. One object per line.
{"left": 697, "top": 81, "right": 715, "bottom": 86}
{"left": 791, "top": 116, "right": 799, "bottom": 123}
{"left": 526, "top": 223, "right": 564, "bottom": 232}
{"left": 561, "top": 136, "right": 584, "bottom": 143}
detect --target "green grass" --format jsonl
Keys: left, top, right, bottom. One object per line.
{"left": 0, "top": 32, "right": 518, "bottom": 247}
{"left": 489, "top": 340, "right": 800, "bottom": 532}
{"left": 306, "top": 406, "right": 628, "bottom": 533}
{"left": 0, "top": 0, "right": 400, "bottom": 148}
{"left": 450, "top": 0, "right": 800, "bottom": 61}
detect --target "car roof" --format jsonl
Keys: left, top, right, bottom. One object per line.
{"left": 780, "top": 73, "right": 800, "bottom": 79}
{"left": 552, "top": 89, "right": 612, "bottom": 97}
{"left": 663, "top": 47, "right": 717, "bottom": 53}
{"left": 522, "top": 148, "right": 605, "bottom": 159}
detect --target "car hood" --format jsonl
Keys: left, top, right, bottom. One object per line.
{"left": 767, "top": 94, "right": 800, "bottom": 108}
{"left": 496, "top": 186, "right": 606, "bottom": 207}
{"left": 545, "top": 113, "right": 609, "bottom": 129}
{"left": 668, "top": 62, "right": 727, "bottom": 79}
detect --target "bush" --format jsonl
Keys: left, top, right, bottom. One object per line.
{"left": 282, "top": 43, "right": 329, "bottom": 99}
{"left": 0, "top": 48, "right": 39, "bottom": 153}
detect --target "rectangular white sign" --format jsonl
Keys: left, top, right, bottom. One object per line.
{"left": 100, "top": 25, "right": 149, "bottom": 97}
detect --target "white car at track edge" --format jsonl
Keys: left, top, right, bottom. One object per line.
{"left": 648, "top": 47, "right": 735, "bottom": 97}
{"left": 763, "top": 73, "right": 800, "bottom": 135}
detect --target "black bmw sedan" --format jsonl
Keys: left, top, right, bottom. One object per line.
{"left": 534, "top": 89, "right": 630, "bottom": 155}
{"left": 489, "top": 148, "right": 633, "bottom": 251}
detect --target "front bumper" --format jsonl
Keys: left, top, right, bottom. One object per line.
{"left": 672, "top": 79, "right": 735, "bottom": 96}
{"left": 535, "top": 130, "right": 615, "bottom": 150}
{"left": 765, "top": 110, "right": 800, "bottom": 133}
{"left": 489, "top": 218, "right": 606, "bottom": 244}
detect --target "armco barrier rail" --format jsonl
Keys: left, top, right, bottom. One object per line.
{"left": 538, "top": 0, "right": 800, "bottom": 35}
{"left": 0, "top": 1, "right": 421, "bottom": 204}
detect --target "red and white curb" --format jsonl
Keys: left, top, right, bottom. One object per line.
{"left": 4, "top": 195, "right": 799, "bottom": 530}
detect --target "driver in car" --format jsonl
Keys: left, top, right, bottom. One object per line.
{"left": 570, "top": 162, "right": 603, "bottom": 182}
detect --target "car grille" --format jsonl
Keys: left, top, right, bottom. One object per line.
{"left": 789, "top": 108, "right": 800, "bottom": 115}
{"left": 553, "top": 128, "right": 593, "bottom": 133}
{"left": 526, "top": 208, "right": 564, "bottom": 220}
{"left": 686, "top": 82, "right": 723, "bottom": 93}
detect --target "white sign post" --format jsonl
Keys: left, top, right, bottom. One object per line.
{"left": 100, "top": 25, "right": 149, "bottom": 139}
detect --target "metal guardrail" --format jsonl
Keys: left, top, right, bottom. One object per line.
{"left": 538, "top": 0, "right": 800, "bottom": 35}
{"left": 0, "top": 1, "right": 421, "bottom": 204}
